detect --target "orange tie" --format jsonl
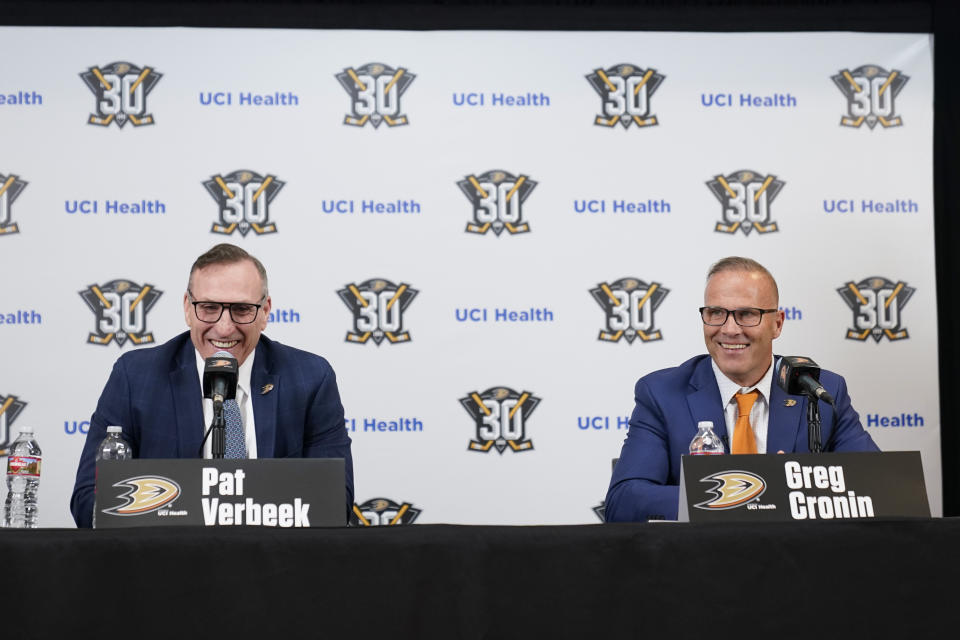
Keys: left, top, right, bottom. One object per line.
{"left": 732, "top": 390, "right": 759, "bottom": 454}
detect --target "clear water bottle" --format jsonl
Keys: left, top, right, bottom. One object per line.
{"left": 93, "top": 426, "right": 131, "bottom": 528}
{"left": 689, "top": 421, "right": 725, "bottom": 455}
{"left": 4, "top": 427, "right": 42, "bottom": 528}
{"left": 97, "top": 426, "right": 132, "bottom": 462}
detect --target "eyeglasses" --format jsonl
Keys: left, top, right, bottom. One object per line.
{"left": 699, "top": 306, "right": 778, "bottom": 327}
{"left": 188, "top": 290, "right": 264, "bottom": 324}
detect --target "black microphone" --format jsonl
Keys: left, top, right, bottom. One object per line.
{"left": 202, "top": 350, "right": 238, "bottom": 404}
{"left": 777, "top": 356, "right": 835, "bottom": 406}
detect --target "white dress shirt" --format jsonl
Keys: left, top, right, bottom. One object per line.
{"left": 711, "top": 355, "right": 777, "bottom": 454}
{"left": 194, "top": 349, "right": 259, "bottom": 459}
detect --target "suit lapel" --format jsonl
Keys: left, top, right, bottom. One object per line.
{"left": 251, "top": 340, "right": 279, "bottom": 458}
{"left": 766, "top": 381, "right": 805, "bottom": 453}
{"left": 686, "top": 357, "right": 729, "bottom": 441}
{"left": 169, "top": 339, "right": 204, "bottom": 458}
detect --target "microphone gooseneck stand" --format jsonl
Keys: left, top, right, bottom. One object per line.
{"left": 211, "top": 395, "right": 226, "bottom": 459}
{"left": 806, "top": 394, "right": 823, "bottom": 454}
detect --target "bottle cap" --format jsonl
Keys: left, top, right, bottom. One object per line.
{"left": 18, "top": 427, "right": 34, "bottom": 435}
{"left": 106, "top": 426, "right": 122, "bottom": 434}
{"left": 697, "top": 421, "right": 713, "bottom": 429}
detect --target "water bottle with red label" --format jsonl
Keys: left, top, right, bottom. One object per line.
{"left": 4, "top": 427, "right": 42, "bottom": 528}
{"left": 689, "top": 421, "right": 725, "bottom": 455}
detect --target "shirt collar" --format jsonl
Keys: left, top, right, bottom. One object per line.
{"left": 711, "top": 354, "right": 776, "bottom": 406}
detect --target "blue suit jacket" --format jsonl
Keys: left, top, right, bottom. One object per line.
{"left": 70, "top": 332, "right": 354, "bottom": 527}
{"left": 605, "top": 355, "right": 879, "bottom": 522}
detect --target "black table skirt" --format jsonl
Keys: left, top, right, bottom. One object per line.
{"left": 4, "top": 519, "right": 953, "bottom": 638}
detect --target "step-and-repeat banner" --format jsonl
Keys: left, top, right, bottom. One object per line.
{"left": 0, "top": 28, "right": 937, "bottom": 525}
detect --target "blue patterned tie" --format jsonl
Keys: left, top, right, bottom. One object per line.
{"left": 223, "top": 398, "right": 247, "bottom": 459}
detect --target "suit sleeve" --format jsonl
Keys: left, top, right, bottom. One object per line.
{"left": 605, "top": 378, "right": 681, "bottom": 522}
{"left": 70, "top": 357, "right": 138, "bottom": 528}
{"left": 826, "top": 375, "right": 880, "bottom": 453}
{"left": 303, "top": 363, "right": 354, "bottom": 522}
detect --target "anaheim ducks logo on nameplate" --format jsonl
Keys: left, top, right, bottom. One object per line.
{"left": 203, "top": 170, "right": 284, "bottom": 236}
{"left": 79, "top": 280, "right": 163, "bottom": 347}
{"left": 590, "top": 277, "right": 669, "bottom": 343}
{"left": 350, "top": 497, "right": 421, "bottom": 526}
{"left": 706, "top": 170, "right": 785, "bottom": 235}
{"left": 457, "top": 170, "right": 537, "bottom": 235}
{"left": 337, "top": 278, "right": 418, "bottom": 345}
{"left": 80, "top": 61, "right": 162, "bottom": 127}
{"left": 585, "top": 63, "right": 664, "bottom": 129}
{"left": 336, "top": 63, "right": 415, "bottom": 128}
{"left": 0, "top": 394, "right": 27, "bottom": 450}
{"left": 836, "top": 276, "right": 915, "bottom": 342}
{"left": 103, "top": 475, "right": 181, "bottom": 516}
{"left": 831, "top": 65, "right": 909, "bottom": 129}
{"left": 460, "top": 386, "right": 540, "bottom": 454}
{"left": 0, "top": 172, "right": 28, "bottom": 236}
{"left": 694, "top": 470, "right": 766, "bottom": 510}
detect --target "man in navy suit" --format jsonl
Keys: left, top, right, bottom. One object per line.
{"left": 71, "top": 243, "right": 353, "bottom": 527}
{"left": 605, "top": 257, "right": 878, "bottom": 522}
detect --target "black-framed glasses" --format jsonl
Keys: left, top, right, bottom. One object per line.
{"left": 699, "top": 306, "right": 778, "bottom": 327}
{"left": 188, "top": 290, "right": 264, "bottom": 324}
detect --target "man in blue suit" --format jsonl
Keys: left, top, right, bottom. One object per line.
{"left": 605, "top": 257, "right": 878, "bottom": 522}
{"left": 71, "top": 244, "right": 353, "bottom": 527}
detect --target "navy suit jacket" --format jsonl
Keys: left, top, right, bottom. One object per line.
{"left": 70, "top": 332, "right": 354, "bottom": 527}
{"left": 605, "top": 355, "right": 879, "bottom": 522}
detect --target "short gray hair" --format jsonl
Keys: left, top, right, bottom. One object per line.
{"left": 187, "top": 243, "right": 268, "bottom": 299}
{"left": 706, "top": 256, "right": 778, "bottom": 301}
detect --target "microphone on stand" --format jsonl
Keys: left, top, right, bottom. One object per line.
{"left": 201, "top": 351, "right": 238, "bottom": 459}
{"left": 777, "top": 356, "right": 833, "bottom": 454}
{"left": 777, "top": 356, "right": 835, "bottom": 406}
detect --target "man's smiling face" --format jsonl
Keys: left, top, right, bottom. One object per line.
{"left": 183, "top": 259, "right": 271, "bottom": 366}
{"left": 702, "top": 269, "right": 784, "bottom": 387}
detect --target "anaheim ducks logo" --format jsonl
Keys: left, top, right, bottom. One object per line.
{"left": 203, "top": 169, "right": 284, "bottom": 236}
{"left": 694, "top": 470, "right": 766, "bottom": 510}
{"left": 350, "top": 497, "right": 421, "bottom": 526}
{"left": 586, "top": 63, "right": 665, "bottom": 129}
{"left": 457, "top": 170, "right": 537, "bottom": 235}
{"left": 0, "top": 172, "right": 28, "bottom": 236}
{"left": 837, "top": 276, "right": 914, "bottom": 342}
{"left": 80, "top": 61, "right": 162, "bottom": 127}
{"left": 707, "top": 170, "right": 785, "bottom": 235}
{"left": 831, "top": 65, "right": 909, "bottom": 129}
{"left": 103, "top": 475, "right": 181, "bottom": 516}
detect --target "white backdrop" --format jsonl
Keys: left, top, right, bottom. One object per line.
{"left": 0, "top": 28, "right": 938, "bottom": 526}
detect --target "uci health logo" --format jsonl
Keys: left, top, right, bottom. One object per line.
{"left": 350, "top": 497, "right": 421, "bottom": 526}
{"left": 0, "top": 172, "right": 27, "bottom": 236}
{"left": 706, "top": 170, "right": 785, "bottom": 235}
{"left": 460, "top": 386, "right": 540, "bottom": 454}
{"left": 0, "top": 394, "right": 27, "bottom": 450}
{"left": 80, "top": 61, "right": 162, "bottom": 127}
{"left": 832, "top": 65, "right": 909, "bottom": 129}
{"left": 590, "top": 277, "right": 669, "bottom": 344}
{"left": 338, "top": 279, "right": 418, "bottom": 345}
{"left": 336, "top": 63, "right": 415, "bottom": 128}
{"left": 837, "top": 277, "right": 914, "bottom": 342}
{"left": 79, "top": 280, "right": 163, "bottom": 347}
{"left": 457, "top": 170, "right": 537, "bottom": 235}
{"left": 203, "top": 170, "right": 285, "bottom": 236}
{"left": 586, "top": 63, "right": 664, "bottom": 129}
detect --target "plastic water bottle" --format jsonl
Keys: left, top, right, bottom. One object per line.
{"left": 97, "top": 426, "right": 132, "bottom": 462}
{"left": 93, "top": 426, "right": 131, "bottom": 528}
{"left": 4, "top": 427, "right": 42, "bottom": 528}
{"left": 689, "top": 421, "right": 725, "bottom": 455}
